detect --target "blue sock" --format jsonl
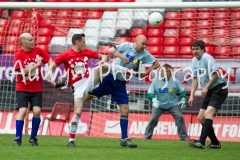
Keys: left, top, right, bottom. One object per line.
{"left": 120, "top": 115, "right": 128, "bottom": 139}
{"left": 31, "top": 117, "right": 41, "bottom": 137}
{"left": 16, "top": 120, "right": 24, "bottom": 139}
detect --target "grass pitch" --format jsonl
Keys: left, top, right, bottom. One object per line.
{"left": 0, "top": 134, "right": 239, "bottom": 160}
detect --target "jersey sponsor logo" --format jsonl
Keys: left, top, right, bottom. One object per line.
{"left": 125, "top": 54, "right": 135, "bottom": 63}
{"left": 158, "top": 88, "right": 173, "bottom": 93}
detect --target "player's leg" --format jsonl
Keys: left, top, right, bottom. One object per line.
{"left": 13, "top": 91, "right": 29, "bottom": 146}
{"left": 29, "top": 92, "right": 42, "bottom": 146}
{"left": 144, "top": 107, "right": 164, "bottom": 139}
{"left": 112, "top": 83, "right": 137, "bottom": 148}
{"left": 168, "top": 105, "right": 188, "bottom": 140}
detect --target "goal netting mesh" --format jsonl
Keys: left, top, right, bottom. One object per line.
{"left": 0, "top": 3, "right": 240, "bottom": 141}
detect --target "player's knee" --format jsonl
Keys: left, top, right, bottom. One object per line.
{"left": 32, "top": 107, "right": 41, "bottom": 117}
{"left": 197, "top": 115, "right": 205, "bottom": 124}
{"left": 18, "top": 108, "right": 28, "bottom": 118}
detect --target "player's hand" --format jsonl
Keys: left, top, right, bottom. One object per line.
{"left": 178, "top": 98, "right": 186, "bottom": 109}
{"left": 123, "top": 56, "right": 130, "bottom": 64}
{"left": 36, "top": 57, "right": 43, "bottom": 66}
{"left": 202, "top": 87, "right": 208, "bottom": 96}
{"left": 152, "top": 97, "right": 160, "bottom": 108}
{"left": 140, "top": 72, "right": 148, "bottom": 78}
{"left": 188, "top": 96, "right": 194, "bottom": 106}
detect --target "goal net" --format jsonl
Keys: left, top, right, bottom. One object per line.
{"left": 0, "top": 2, "right": 240, "bottom": 142}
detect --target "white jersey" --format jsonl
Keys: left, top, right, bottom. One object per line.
{"left": 192, "top": 52, "right": 225, "bottom": 89}
{"left": 148, "top": 76, "right": 184, "bottom": 109}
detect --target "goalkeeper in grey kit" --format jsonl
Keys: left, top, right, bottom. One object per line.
{"left": 144, "top": 63, "right": 188, "bottom": 140}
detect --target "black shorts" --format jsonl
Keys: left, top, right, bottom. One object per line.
{"left": 16, "top": 91, "right": 42, "bottom": 110}
{"left": 201, "top": 82, "right": 228, "bottom": 110}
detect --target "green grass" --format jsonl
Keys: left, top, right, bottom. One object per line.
{"left": 0, "top": 134, "right": 240, "bottom": 160}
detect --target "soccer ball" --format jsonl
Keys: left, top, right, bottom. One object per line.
{"left": 148, "top": 12, "right": 163, "bottom": 27}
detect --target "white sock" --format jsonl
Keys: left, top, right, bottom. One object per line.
{"left": 69, "top": 138, "right": 75, "bottom": 142}
{"left": 69, "top": 114, "right": 80, "bottom": 141}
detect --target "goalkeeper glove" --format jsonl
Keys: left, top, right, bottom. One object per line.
{"left": 152, "top": 97, "right": 160, "bottom": 108}
{"left": 178, "top": 98, "right": 186, "bottom": 109}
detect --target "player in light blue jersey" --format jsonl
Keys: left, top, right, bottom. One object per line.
{"left": 144, "top": 63, "right": 188, "bottom": 140}
{"left": 86, "top": 35, "right": 160, "bottom": 148}
{"left": 188, "top": 40, "right": 228, "bottom": 149}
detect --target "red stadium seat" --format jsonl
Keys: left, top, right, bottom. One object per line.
{"left": 0, "top": 27, "right": 7, "bottom": 36}
{"left": 38, "top": 28, "right": 53, "bottom": 37}
{"left": 148, "top": 37, "right": 162, "bottom": 46}
{"left": 162, "top": 46, "right": 179, "bottom": 57}
{"left": 213, "top": 37, "right": 229, "bottom": 46}
{"left": 75, "top": 0, "right": 89, "bottom": 1}
{"left": 36, "top": 45, "right": 49, "bottom": 53}
{"left": 181, "top": 12, "right": 196, "bottom": 20}
{"left": 98, "top": 45, "right": 112, "bottom": 55}
{"left": 3, "top": 44, "right": 18, "bottom": 54}
{"left": 61, "top": 0, "right": 75, "bottom": 1}
{"left": 39, "top": 19, "right": 55, "bottom": 30}
{"left": 213, "top": 12, "right": 229, "bottom": 20}
{"left": 11, "top": 10, "right": 27, "bottom": 19}
{"left": 5, "top": 36, "right": 19, "bottom": 44}
{"left": 205, "top": 46, "right": 213, "bottom": 55}
{"left": 212, "top": 8, "right": 229, "bottom": 12}
{"left": 229, "top": 29, "right": 240, "bottom": 38}
{"left": 179, "top": 37, "right": 195, "bottom": 46}
{"left": 71, "top": 10, "right": 87, "bottom": 19}
{"left": 212, "top": 20, "right": 229, "bottom": 28}
{"left": 231, "top": 47, "right": 240, "bottom": 58}
{"left": 180, "top": 20, "right": 196, "bottom": 29}
{"left": 213, "top": 29, "right": 228, "bottom": 37}
{"left": 197, "top": 20, "right": 212, "bottom": 29}
{"left": 163, "top": 20, "right": 180, "bottom": 29}
{"left": 114, "top": 37, "right": 131, "bottom": 45}
{"left": 105, "top": 0, "right": 119, "bottom": 2}
{"left": 181, "top": 8, "right": 197, "bottom": 13}
{"left": 197, "top": 37, "right": 212, "bottom": 46}
{"left": 229, "top": 8, "right": 240, "bottom": 12}
{"left": 230, "top": 12, "right": 240, "bottom": 20}
{"left": 42, "top": 9, "right": 57, "bottom": 19}
{"left": 90, "top": 0, "right": 104, "bottom": 1}
{"left": 230, "top": 38, "right": 240, "bottom": 46}
{"left": 165, "top": 12, "right": 180, "bottom": 20}
{"left": 147, "top": 29, "right": 163, "bottom": 37}
{"left": 52, "top": 30, "right": 67, "bottom": 36}
{"left": 131, "top": 28, "right": 147, "bottom": 37}
{"left": 7, "top": 27, "right": 22, "bottom": 36}
{"left": 87, "top": 10, "right": 103, "bottom": 19}
{"left": 179, "top": 29, "right": 195, "bottom": 37}
{"left": 10, "top": 19, "right": 23, "bottom": 27}
{"left": 197, "top": 12, "right": 213, "bottom": 20}
{"left": 179, "top": 46, "right": 193, "bottom": 57}
{"left": 37, "top": 36, "right": 51, "bottom": 45}
{"left": 195, "top": 29, "right": 212, "bottom": 38}
{"left": 54, "top": 19, "right": 69, "bottom": 28}
{"left": 69, "top": 19, "right": 85, "bottom": 28}
{"left": 230, "top": 20, "right": 240, "bottom": 29}
{"left": 162, "top": 37, "right": 179, "bottom": 46}
{"left": 56, "top": 10, "right": 71, "bottom": 19}
{"left": 120, "top": 0, "right": 134, "bottom": 2}
{"left": 147, "top": 46, "right": 162, "bottom": 57}
{"left": 197, "top": 8, "right": 213, "bottom": 12}
{"left": 212, "top": 46, "right": 230, "bottom": 58}
{"left": 0, "top": 36, "right": 4, "bottom": 44}
{"left": 163, "top": 29, "right": 179, "bottom": 37}
{"left": 0, "top": 19, "right": 9, "bottom": 27}
{"left": 131, "top": 37, "right": 136, "bottom": 43}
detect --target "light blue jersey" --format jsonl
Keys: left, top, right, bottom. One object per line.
{"left": 192, "top": 52, "right": 225, "bottom": 89}
{"left": 148, "top": 76, "right": 184, "bottom": 109}
{"left": 113, "top": 42, "right": 156, "bottom": 81}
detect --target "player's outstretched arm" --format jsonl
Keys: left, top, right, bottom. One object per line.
{"left": 188, "top": 77, "right": 198, "bottom": 106}
{"left": 108, "top": 47, "right": 130, "bottom": 64}
{"left": 47, "top": 62, "right": 58, "bottom": 86}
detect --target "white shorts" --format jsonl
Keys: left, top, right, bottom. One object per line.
{"left": 73, "top": 68, "right": 95, "bottom": 102}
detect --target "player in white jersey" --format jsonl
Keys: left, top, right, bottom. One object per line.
{"left": 188, "top": 40, "right": 228, "bottom": 149}
{"left": 144, "top": 63, "right": 188, "bottom": 140}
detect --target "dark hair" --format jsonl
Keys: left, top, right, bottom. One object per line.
{"left": 190, "top": 40, "right": 206, "bottom": 52}
{"left": 162, "top": 63, "right": 172, "bottom": 69}
{"left": 72, "top": 34, "right": 85, "bottom": 45}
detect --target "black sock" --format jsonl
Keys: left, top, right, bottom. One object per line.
{"left": 201, "top": 124, "right": 219, "bottom": 144}
{"left": 200, "top": 119, "right": 213, "bottom": 146}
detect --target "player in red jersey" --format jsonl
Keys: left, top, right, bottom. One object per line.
{"left": 48, "top": 34, "right": 110, "bottom": 147}
{"left": 13, "top": 33, "right": 52, "bottom": 146}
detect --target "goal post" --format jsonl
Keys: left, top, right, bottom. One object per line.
{"left": 0, "top": 2, "right": 240, "bottom": 141}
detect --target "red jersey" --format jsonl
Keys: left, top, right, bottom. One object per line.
{"left": 14, "top": 47, "right": 50, "bottom": 92}
{"left": 54, "top": 48, "right": 99, "bottom": 86}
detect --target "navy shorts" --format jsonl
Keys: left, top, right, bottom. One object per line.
{"left": 16, "top": 91, "right": 42, "bottom": 110}
{"left": 88, "top": 73, "right": 128, "bottom": 105}
{"left": 201, "top": 82, "right": 228, "bottom": 110}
